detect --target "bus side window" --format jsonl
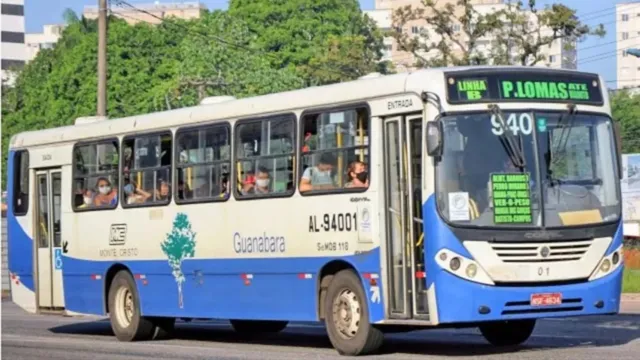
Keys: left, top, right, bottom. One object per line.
{"left": 122, "top": 132, "right": 172, "bottom": 207}
{"left": 73, "top": 140, "right": 119, "bottom": 210}
{"left": 12, "top": 150, "right": 29, "bottom": 216}
{"left": 234, "top": 114, "right": 296, "bottom": 199}
{"left": 299, "top": 106, "right": 370, "bottom": 194}
{"left": 176, "top": 123, "right": 231, "bottom": 202}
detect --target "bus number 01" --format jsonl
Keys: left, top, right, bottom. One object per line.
{"left": 537, "top": 267, "right": 550, "bottom": 276}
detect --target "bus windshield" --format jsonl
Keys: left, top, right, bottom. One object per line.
{"left": 436, "top": 110, "right": 620, "bottom": 229}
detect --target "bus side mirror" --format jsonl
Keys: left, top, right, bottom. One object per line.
{"left": 426, "top": 121, "right": 443, "bottom": 157}
{"left": 614, "top": 121, "right": 623, "bottom": 179}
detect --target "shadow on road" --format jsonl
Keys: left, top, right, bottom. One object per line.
{"left": 48, "top": 314, "right": 640, "bottom": 357}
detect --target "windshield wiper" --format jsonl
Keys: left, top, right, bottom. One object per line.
{"left": 547, "top": 104, "right": 577, "bottom": 184}
{"left": 488, "top": 104, "right": 526, "bottom": 168}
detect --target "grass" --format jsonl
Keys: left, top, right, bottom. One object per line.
{"left": 623, "top": 268, "right": 640, "bottom": 293}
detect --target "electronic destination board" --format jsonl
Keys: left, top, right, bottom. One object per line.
{"left": 444, "top": 69, "right": 604, "bottom": 106}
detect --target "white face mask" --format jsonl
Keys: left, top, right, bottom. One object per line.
{"left": 83, "top": 197, "right": 92, "bottom": 205}
{"left": 98, "top": 186, "right": 111, "bottom": 195}
{"left": 256, "top": 179, "right": 270, "bottom": 188}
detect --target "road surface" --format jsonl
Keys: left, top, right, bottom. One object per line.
{"left": 2, "top": 299, "right": 640, "bottom": 359}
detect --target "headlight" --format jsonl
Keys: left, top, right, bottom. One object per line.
{"left": 589, "top": 244, "right": 623, "bottom": 281}
{"left": 435, "top": 249, "right": 494, "bottom": 285}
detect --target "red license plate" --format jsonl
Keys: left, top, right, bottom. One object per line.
{"left": 530, "top": 293, "right": 562, "bottom": 306}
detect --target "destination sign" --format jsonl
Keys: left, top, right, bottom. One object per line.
{"left": 445, "top": 70, "right": 603, "bottom": 105}
{"left": 491, "top": 173, "right": 533, "bottom": 224}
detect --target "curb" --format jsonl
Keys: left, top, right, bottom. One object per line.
{"left": 622, "top": 293, "right": 640, "bottom": 302}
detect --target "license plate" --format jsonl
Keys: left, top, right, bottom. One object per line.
{"left": 530, "top": 293, "right": 562, "bottom": 306}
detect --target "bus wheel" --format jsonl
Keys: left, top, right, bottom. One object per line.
{"left": 230, "top": 320, "right": 288, "bottom": 334}
{"left": 323, "top": 269, "right": 384, "bottom": 356}
{"left": 108, "top": 270, "right": 155, "bottom": 341}
{"left": 479, "top": 319, "right": 536, "bottom": 347}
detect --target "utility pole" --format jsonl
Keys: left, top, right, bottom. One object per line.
{"left": 97, "top": 0, "right": 107, "bottom": 116}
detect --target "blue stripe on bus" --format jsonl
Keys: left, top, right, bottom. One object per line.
{"left": 6, "top": 151, "right": 35, "bottom": 292}
{"left": 62, "top": 248, "right": 385, "bottom": 322}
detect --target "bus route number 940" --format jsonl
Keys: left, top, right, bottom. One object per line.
{"left": 309, "top": 212, "right": 357, "bottom": 232}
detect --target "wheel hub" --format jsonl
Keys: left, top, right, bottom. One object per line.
{"left": 332, "top": 289, "right": 361, "bottom": 339}
{"left": 115, "top": 287, "right": 134, "bottom": 328}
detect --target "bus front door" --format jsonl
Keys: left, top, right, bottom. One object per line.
{"left": 383, "top": 115, "right": 429, "bottom": 320}
{"left": 34, "top": 169, "right": 64, "bottom": 310}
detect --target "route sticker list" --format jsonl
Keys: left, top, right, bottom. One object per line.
{"left": 491, "top": 173, "right": 533, "bottom": 224}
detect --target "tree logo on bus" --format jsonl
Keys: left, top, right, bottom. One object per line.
{"left": 161, "top": 213, "right": 197, "bottom": 309}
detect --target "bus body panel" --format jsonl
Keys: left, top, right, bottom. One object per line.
{"left": 6, "top": 150, "right": 37, "bottom": 313}
{"left": 62, "top": 248, "right": 384, "bottom": 322}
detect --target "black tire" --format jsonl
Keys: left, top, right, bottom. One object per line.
{"left": 151, "top": 317, "right": 176, "bottom": 340}
{"left": 230, "top": 319, "right": 288, "bottom": 334}
{"left": 479, "top": 319, "right": 536, "bottom": 347}
{"left": 323, "top": 269, "right": 384, "bottom": 356}
{"left": 108, "top": 270, "right": 155, "bottom": 341}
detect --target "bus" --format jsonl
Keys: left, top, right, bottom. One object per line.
{"left": 6, "top": 66, "right": 624, "bottom": 356}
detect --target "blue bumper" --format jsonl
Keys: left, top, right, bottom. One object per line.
{"left": 434, "top": 265, "right": 623, "bottom": 324}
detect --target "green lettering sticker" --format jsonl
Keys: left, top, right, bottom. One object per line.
{"left": 456, "top": 78, "right": 488, "bottom": 101}
{"left": 491, "top": 172, "right": 533, "bottom": 224}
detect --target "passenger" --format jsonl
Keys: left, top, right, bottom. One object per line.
{"left": 93, "top": 177, "right": 117, "bottom": 206}
{"left": 78, "top": 189, "right": 94, "bottom": 209}
{"left": 243, "top": 167, "right": 271, "bottom": 195}
{"left": 345, "top": 161, "right": 368, "bottom": 188}
{"left": 124, "top": 182, "right": 152, "bottom": 204}
{"left": 155, "top": 180, "right": 171, "bottom": 202}
{"left": 299, "top": 152, "right": 336, "bottom": 192}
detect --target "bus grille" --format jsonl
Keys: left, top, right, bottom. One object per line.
{"left": 491, "top": 240, "right": 593, "bottom": 263}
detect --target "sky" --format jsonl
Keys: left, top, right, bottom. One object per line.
{"left": 23, "top": 0, "right": 628, "bottom": 87}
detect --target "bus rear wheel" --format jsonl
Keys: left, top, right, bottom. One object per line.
{"left": 479, "top": 319, "right": 536, "bottom": 347}
{"left": 323, "top": 269, "right": 384, "bottom": 356}
{"left": 230, "top": 320, "right": 288, "bottom": 334}
{"left": 108, "top": 270, "right": 155, "bottom": 341}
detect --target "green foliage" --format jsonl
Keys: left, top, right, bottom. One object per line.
{"left": 611, "top": 90, "right": 640, "bottom": 154}
{"left": 228, "top": 0, "right": 387, "bottom": 84}
{"left": 391, "top": 0, "right": 605, "bottom": 67}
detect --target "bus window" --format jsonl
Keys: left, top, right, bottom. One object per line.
{"left": 176, "top": 123, "right": 231, "bottom": 202}
{"left": 122, "top": 132, "right": 172, "bottom": 206}
{"left": 299, "top": 106, "right": 369, "bottom": 193}
{"left": 12, "top": 150, "right": 29, "bottom": 215}
{"left": 235, "top": 114, "right": 295, "bottom": 198}
{"left": 73, "top": 140, "right": 119, "bottom": 210}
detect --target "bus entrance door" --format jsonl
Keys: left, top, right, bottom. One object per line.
{"left": 34, "top": 169, "right": 65, "bottom": 311}
{"left": 383, "top": 115, "right": 429, "bottom": 320}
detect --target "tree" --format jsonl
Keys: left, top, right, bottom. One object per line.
{"left": 228, "top": 0, "right": 387, "bottom": 84}
{"left": 390, "top": 0, "right": 605, "bottom": 68}
{"left": 161, "top": 213, "right": 197, "bottom": 309}
{"left": 611, "top": 90, "right": 640, "bottom": 154}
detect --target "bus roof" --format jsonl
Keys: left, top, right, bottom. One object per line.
{"left": 9, "top": 65, "right": 602, "bottom": 150}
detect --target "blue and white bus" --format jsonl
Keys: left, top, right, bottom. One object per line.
{"left": 7, "top": 66, "right": 624, "bottom": 355}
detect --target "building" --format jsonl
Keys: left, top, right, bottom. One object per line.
{"left": 83, "top": 1, "right": 205, "bottom": 25}
{"left": 25, "top": 24, "right": 65, "bottom": 63}
{"left": 616, "top": 2, "right": 640, "bottom": 90}
{"left": 1, "top": 0, "right": 27, "bottom": 86}
{"left": 367, "top": 0, "right": 576, "bottom": 72}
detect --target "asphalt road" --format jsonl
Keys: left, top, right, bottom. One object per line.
{"left": 2, "top": 299, "right": 640, "bottom": 360}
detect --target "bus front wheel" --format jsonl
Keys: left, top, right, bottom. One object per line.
{"left": 479, "top": 319, "right": 536, "bottom": 347}
{"left": 323, "top": 269, "right": 384, "bottom": 356}
{"left": 108, "top": 270, "right": 155, "bottom": 341}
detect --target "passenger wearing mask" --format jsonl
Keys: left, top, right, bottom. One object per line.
{"left": 345, "top": 161, "right": 368, "bottom": 188}
{"left": 93, "top": 177, "right": 118, "bottom": 206}
{"left": 243, "top": 167, "right": 271, "bottom": 195}
{"left": 78, "top": 189, "right": 94, "bottom": 208}
{"left": 155, "top": 180, "right": 171, "bottom": 202}
{"left": 299, "top": 152, "right": 336, "bottom": 192}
